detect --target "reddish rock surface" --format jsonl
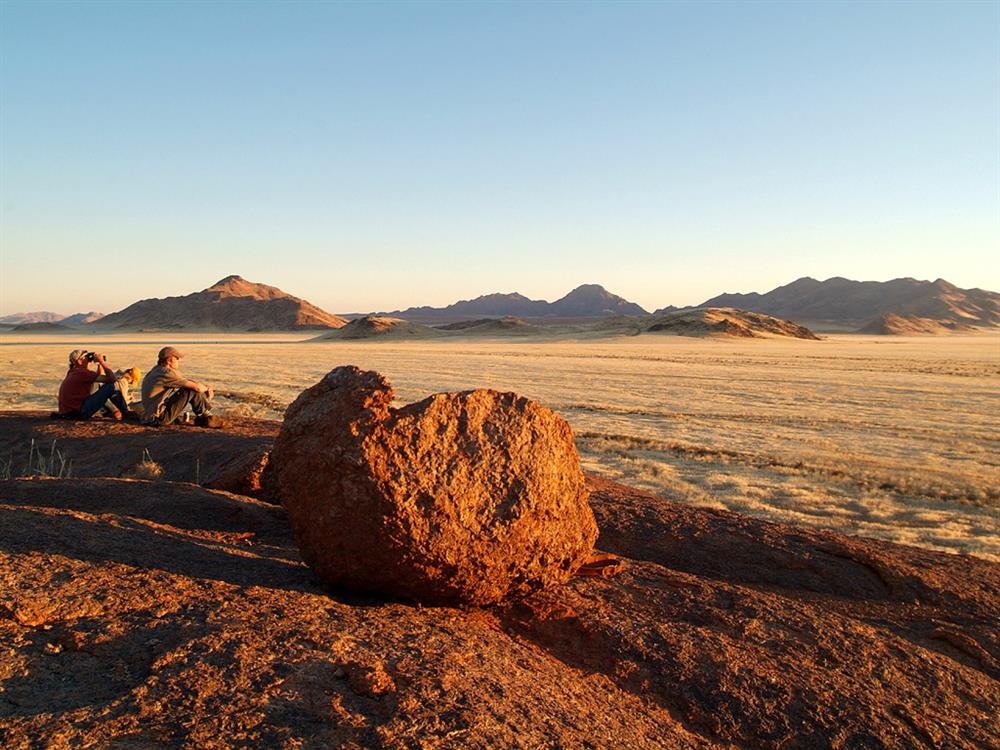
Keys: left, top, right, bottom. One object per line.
{"left": 271, "top": 367, "right": 598, "bottom": 605}
{"left": 0, "top": 414, "right": 997, "bottom": 748}
{"left": 0, "top": 411, "right": 278, "bottom": 497}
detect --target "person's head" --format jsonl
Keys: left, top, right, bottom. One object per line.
{"left": 124, "top": 367, "right": 142, "bottom": 385}
{"left": 157, "top": 346, "right": 182, "bottom": 368}
{"left": 68, "top": 349, "right": 91, "bottom": 370}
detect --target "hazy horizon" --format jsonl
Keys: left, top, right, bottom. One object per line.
{"left": 2, "top": 1, "right": 997, "bottom": 315}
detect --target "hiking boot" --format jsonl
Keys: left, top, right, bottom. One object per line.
{"left": 194, "top": 414, "right": 224, "bottom": 429}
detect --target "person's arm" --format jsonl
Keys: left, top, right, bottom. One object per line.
{"left": 182, "top": 379, "right": 210, "bottom": 393}
{"left": 155, "top": 365, "right": 212, "bottom": 398}
{"left": 173, "top": 371, "right": 213, "bottom": 398}
{"left": 93, "top": 354, "right": 115, "bottom": 383}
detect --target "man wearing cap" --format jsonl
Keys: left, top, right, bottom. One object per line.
{"left": 140, "top": 346, "right": 222, "bottom": 427}
{"left": 57, "top": 350, "right": 132, "bottom": 419}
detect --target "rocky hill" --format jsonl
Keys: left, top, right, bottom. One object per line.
{"left": 94, "top": 276, "right": 346, "bottom": 331}
{"left": 645, "top": 308, "right": 821, "bottom": 339}
{"left": 389, "top": 284, "right": 647, "bottom": 322}
{"left": 311, "top": 315, "right": 441, "bottom": 340}
{"left": 0, "top": 412, "right": 996, "bottom": 748}
{"left": 547, "top": 284, "right": 648, "bottom": 317}
{"left": 701, "top": 277, "right": 1000, "bottom": 330}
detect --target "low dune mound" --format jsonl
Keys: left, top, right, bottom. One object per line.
{"left": 9, "top": 321, "right": 73, "bottom": 333}
{"left": 857, "top": 312, "right": 979, "bottom": 335}
{"left": 312, "top": 314, "right": 442, "bottom": 340}
{"left": 435, "top": 316, "right": 540, "bottom": 335}
{"left": 587, "top": 314, "right": 644, "bottom": 334}
{"left": 0, "top": 415, "right": 997, "bottom": 747}
{"left": 271, "top": 367, "right": 597, "bottom": 605}
{"left": 645, "top": 307, "right": 820, "bottom": 339}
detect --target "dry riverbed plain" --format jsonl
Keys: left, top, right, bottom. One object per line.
{"left": 2, "top": 332, "right": 998, "bottom": 561}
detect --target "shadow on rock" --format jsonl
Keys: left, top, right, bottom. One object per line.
{"left": 0, "top": 619, "right": 200, "bottom": 719}
{"left": 0, "top": 480, "right": 317, "bottom": 592}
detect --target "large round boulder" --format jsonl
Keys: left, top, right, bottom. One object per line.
{"left": 271, "top": 366, "right": 597, "bottom": 605}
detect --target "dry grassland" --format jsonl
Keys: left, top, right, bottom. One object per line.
{"left": 3, "top": 332, "right": 998, "bottom": 561}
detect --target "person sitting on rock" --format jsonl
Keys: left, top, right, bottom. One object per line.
{"left": 140, "top": 346, "right": 223, "bottom": 428}
{"left": 56, "top": 349, "right": 134, "bottom": 420}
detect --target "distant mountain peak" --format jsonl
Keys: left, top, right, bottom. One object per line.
{"left": 551, "top": 284, "right": 648, "bottom": 317}
{"left": 212, "top": 274, "right": 246, "bottom": 286}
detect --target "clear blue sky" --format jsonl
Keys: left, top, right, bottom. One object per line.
{"left": 1, "top": 0, "right": 997, "bottom": 315}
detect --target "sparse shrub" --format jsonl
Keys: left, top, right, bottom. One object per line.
{"left": 128, "top": 449, "right": 163, "bottom": 480}
{"left": 19, "top": 439, "right": 73, "bottom": 478}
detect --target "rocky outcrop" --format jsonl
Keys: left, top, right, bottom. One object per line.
{"left": 270, "top": 367, "right": 597, "bottom": 605}
{"left": 0, "top": 414, "right": 998, "bottom": 747}
{"left": 644, "top": 307, "right": 820, "bottom": 339}
{"left": 0, "top": 412, "right": 280, "bottom": 491}
{"left": 93, "top": 276, "right": 347, "bottom": 331}
{"left": 1, "top": 468, "right": 997, "bottom": 748}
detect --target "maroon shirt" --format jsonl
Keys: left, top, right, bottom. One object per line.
{"left": 58, "top": 367, "right": 98, "bottom": 413}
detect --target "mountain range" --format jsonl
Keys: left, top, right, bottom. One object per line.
{"left": 384, "top": 284, "right": 648, "bottom": 322}
{"left": 699, "top": 277, "right": 1000, "bottom": 329}
{"left": 0, "top": 311, "right": 103, "bottom": 327}
{"left": 3, "top": 275, "right": 997, "bottom": 334}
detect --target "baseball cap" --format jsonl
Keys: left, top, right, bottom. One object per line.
{"left": 68, "top": 349, "right": 87, "bottom": 364}
{"left": 158, "top": 346, "right": 183, "bottom": 361}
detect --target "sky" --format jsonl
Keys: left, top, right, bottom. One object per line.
{"left": 1, "top": 0, "right": 997, "bottom": 316}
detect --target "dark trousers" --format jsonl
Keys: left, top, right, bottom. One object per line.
{"left": 159, "top": 389, "right": 212, "bottom": 425}
{"left": 80, "top": 382, "right": 130, "bottom": 419}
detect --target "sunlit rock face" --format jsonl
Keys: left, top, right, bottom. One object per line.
{"left": 272, "top": 365, "right": 597, "bottom": 605}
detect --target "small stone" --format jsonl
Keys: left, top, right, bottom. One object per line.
{"left": 345, "top": 661, "right": 395, "bottom": 697}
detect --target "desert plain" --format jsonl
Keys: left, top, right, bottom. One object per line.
{"left": 3, "top": 331, "right": 997, "bottom": 562}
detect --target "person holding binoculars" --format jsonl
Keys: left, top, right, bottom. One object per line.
{"left": 56, "top": 349, "right": 135, "bottom": 420}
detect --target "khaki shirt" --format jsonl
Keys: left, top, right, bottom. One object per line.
{"left": 140, "top": 365, "right": 187, "bottom": 422}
